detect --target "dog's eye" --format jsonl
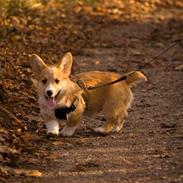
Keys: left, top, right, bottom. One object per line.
{"left": 42, "top": 78, "right": 47, "bottom": 84}
{"left": 55, "top": 79, "right": 60, "bottom": 84}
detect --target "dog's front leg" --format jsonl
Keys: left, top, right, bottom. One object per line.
{"left": 61, "top": 113, "right": 82, "bottom": 137}
{"left": 61, "top": 125, "right": 78, "bottom": 137}
{"left": 45, "top": 120, "right": 59, "bottom": 135}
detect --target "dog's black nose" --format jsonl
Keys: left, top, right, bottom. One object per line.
{"left": 47, "top": 90, "right": 53, "bottom": 97}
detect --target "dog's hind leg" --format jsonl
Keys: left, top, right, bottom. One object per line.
{"left": 94, "top": 119, "right": 116, "bottom": 133}
{"left": 94, "top": 106, "right": 121, "bottom": 134}
{"left": 112, "top": 111, "right": 128, "bottom": 132}
{"left": 94, "top": 111, "right": 127, "bottom": 133}
{"left": 94, "top": 95, "right": 129, "bottom": 134}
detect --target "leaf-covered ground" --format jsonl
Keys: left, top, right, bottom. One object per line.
{"left": 0, "top": 0, "right": 183, "bottom": 182}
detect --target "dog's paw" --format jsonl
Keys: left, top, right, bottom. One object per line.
{"left": 112, "top": 125, "right": 122, "bottom": 132}
{"left": 60, "top": 126, "right": 77, "bottom": 137}
{"left": 46, "top": 129, "right": 59, "bottom": 135}
{"left": 45, "top": 121, "right": 59, "bottom": 135}
{"left": 94, "top": 126, "right": 106, "bottom": 133}
{"left": 112, "top": 122, "right": 124, "bottom": 132}
{"left": 46, "top": 132, "right": 58, "bottom": 139}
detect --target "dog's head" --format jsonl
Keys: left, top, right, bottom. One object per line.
{"left": 30, "top": 52, "right": 73, "bottom": 109}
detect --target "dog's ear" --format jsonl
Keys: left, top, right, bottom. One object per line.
{"left": 30, "top": 54, "right": 47, "bottom": 77}
{"left": 59, "top": 52, "right": 73, "bottom": 78}
{"left": 31, "top": 78, "right": 38, "bottom": 88}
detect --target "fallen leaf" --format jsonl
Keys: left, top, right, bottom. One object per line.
{"left": 175, "top": 64, "right": 183, "bottom": 71}
{"left": 14, "top": 169, "right": 42, "bottom": 177}
{"left": 0, "top": 166, "right": 9, "bottom": 176}
{"left": 0, "top": 145, "right": 18, "bottom": 155}
{"left": 160, "top": 123, "right": 177, "bottom": 128}
{"left": 28, "top": 170, "right": 42, "bottom": 177}
{"left": 23, "top": 132, "right": 40, "bottom": 142}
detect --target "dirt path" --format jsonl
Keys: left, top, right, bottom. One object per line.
{"left": 0, "top": 1, "right": 183, "bottom": 182}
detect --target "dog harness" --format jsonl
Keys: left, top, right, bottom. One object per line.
{"left": 54, "top": 98, "right": 78, "bottom": 120}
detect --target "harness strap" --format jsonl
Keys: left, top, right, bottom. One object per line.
{"left": 54, "top": 98, "right": 78, "bottom": 120}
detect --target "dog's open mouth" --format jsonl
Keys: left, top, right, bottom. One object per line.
{"left": 46, "top": 97, "right": 56, "bottom": 109}
{"left": 45, "top": 90, "right": 61, "bottom": 109}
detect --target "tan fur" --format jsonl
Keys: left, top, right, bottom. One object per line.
{"left": 125, "top": 71, "right": 147, "bottom": 87}
{"left": 31, "top": 52, "right": 147, "bottom": 136}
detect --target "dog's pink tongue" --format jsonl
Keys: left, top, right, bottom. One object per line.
{"left": 47, "top": 98, "right": 56, "bottom": 109}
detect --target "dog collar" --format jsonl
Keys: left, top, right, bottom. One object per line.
{"left": 54, "top": 98, "right": 78, "bottom": 120}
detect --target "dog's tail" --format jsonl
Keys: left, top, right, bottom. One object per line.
{"left": 126, "top": 71, "right": 147, "bottom": 87}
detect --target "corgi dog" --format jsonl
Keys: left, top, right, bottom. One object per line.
{"left": 31, "top": 52, "right": 147, "bottom": 136}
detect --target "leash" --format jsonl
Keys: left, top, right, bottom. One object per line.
{"left": 54, "top": 39, "right": 181, "bottom": 121}
{"left": 77, "top": 39, "right": 181, "bottom": 91}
